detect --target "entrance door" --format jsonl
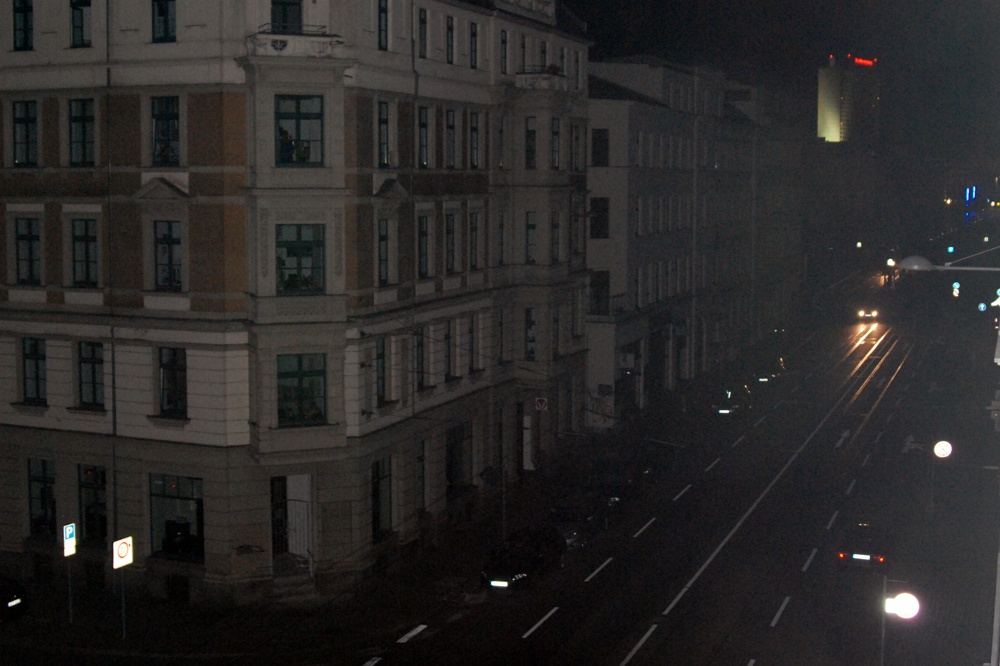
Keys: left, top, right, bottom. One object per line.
{"left": 271, "top": 475, "right": 313, "bottom": 576}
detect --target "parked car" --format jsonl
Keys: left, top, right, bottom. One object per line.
{"left": 550, "top": 490, "right": 616, "bottom": 547}
{"left": 480, "top": 525, "right": 567, "bottom": 590}
{"left": 0, "top": 576, "right": 26, "bottom": 623}
{"left": 837, "top": 521, "right": 887, "bottom": 569}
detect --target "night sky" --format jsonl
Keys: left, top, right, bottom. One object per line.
{"left": 568, "top": 0, "right": 1000, "bottom": 162}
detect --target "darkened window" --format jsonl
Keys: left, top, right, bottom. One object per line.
{"left": 496, "top": 311, "right": 505, "bottom": 362}
{"left": 443, "top": 321, "right": 453, "bottom": 378}
{"left": 524, "top": 211, "right": 536, "bottom": 263}
{"left": 415, "top": 327, "right": 426, "bottom": 389}
{"left": 375, "top": 337, "right": 387, "bottom": 405}
{"left": 377, "top": 101, "right": 390, "bottom": 168}
{"left": 28, "top": 458, "right": 55, "bottom": 538}
{"left": 470, "top": 22, "right": 478, "bottom": 69}
{"left": 445, "top": 213, "right": 456, "bottom": 273}
{"left": 592, "top": 128, "right": 610, "bottom": 167}
{"left": 276, "top": 224, "right": 324, "bottom": 293}
{"left": 550, "top": 212, "right": 560, "bottom": 263}
{"left": 151, "top": 95, "right": 179, "bottom": 166}
{"left": 150, "top": 474, "right": 203, "bottom": 562}
{"left": 467, "top": 316, "right": 477, "bottom": 373}
{"left": 590, "top": 270, "right": 610, "bottom": 314}
{"left": 524, "top": 308, "right": 536, "bottom": 361}
{"left": 571, "top": 123, "right": 583, "bottom": 170}
{"left": 469, "top": 112, "right": 480, "bottom": 169}
{"left": 417, "top": 8, "right": 427, "bottom": 58}
{"left": 158, "top": 347, "right": 187, "bottom": 417}
{"left": 371, "top": 458, "right": 391, "bottom": 542}
{"left": 13, "top": 100, "right": 37, "bottom": 167}
{"left": 72, "top": 218, "right": 98, "bottom": 287}
{"left": 417, "top": 106, "right": 429, "bottom": 168}
{"left": 520, "top": 34, "right": 526, "bottom": 72}
{"left": 69, "top": 98, "right": 95, "bottom": 166}
{"left": 540, "top": 41, "right": 547, "bottom": 68}
{"left": 446, "top": 16, "right": 454, "bottom": 63}
{"left": 14, "top": 0, "right": 33, "bottom": 51}
{"left": 154, "top": 220, "right": 182, "bottom": 291}
{"left": 550, "top": 117, "right": 560, "bottom": 169}
{"left": 16, "top": 217, "right": 41, "bottom": 285}
{"left": 469, "top": 212, "right": 479, "bottom": 270}
{"left": 445, "top": 109, "right": 456, "bottom": 168}
{"left": 152, "top": 0, "right": 176, "bottom": 43}
{"left": 500, "top": 30, "right": 507, "bottom": 74}
{"left": 78, "top": 465, "right": 107, "bottom": 544}
{"left": 275, "top": 95, "right": 323, "bottom": 166}
{"left": 377, "top": 0, "right": 388, "bottom": 50}
{"left": 71, "top": 0, "right": 91, "bottom": 48}
{"left": 497, "top": 115, "right": 505, "bottom": 168}
{"left": 270, "top": 0, "right": 302, "bottom": 34}
{"left": 590, "top": 197, "right": 610, "bottom": 238}
{"left": 524, "top": 116, "right": 536, "bottom": 169}
{"left": 22, "top": 338, "right": 46, "bottom": 405}
{"left": 552, "top": 309, "right": 560, "bottom": 357}
{"left": 377, "top": 218, "right": 389, "bottom": 286}
{"left": 417, "top": 215, "right": 430, "bottom": 278}
{"left": 78, "top": 341, "right": 104, "bottom": 408}
{"left": 277, "top": 353, "right": 326, "bottom": 426}
{"left": 497, "top": 212, "right": 505, "bottom": 265}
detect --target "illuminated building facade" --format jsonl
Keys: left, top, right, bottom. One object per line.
{"left": 817, "top": 54, "right": 881, "bottom": 146}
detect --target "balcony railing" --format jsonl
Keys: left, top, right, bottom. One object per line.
{"left": 515, "top": 65, "right": 570, "bottom": 91}
{"left": 245, "top": 25, "right": 346, "bottom": 58}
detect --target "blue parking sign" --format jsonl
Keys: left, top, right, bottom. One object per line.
{"left": 63, "top": 523, "right": 75, "bottom": 542}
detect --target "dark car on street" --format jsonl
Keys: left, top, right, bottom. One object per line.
{"left": 550, "top": 490, "right": 617, "bottom": 547}
{"left": 480, "top": 525, "right": 567, "bottom": 590}
{"left": 0, "top": 576, "right": 26, "bottom": 623}
{"left": 837, "top": 521, "right": 887, "bottom": 569}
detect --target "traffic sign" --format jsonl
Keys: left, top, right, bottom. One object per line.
{"left": 113, "top": 536, "right": 133, "bottom": 569}
{"left": 535, "top": 397, "right": 548, "bottom": 411}
{"left": 63, "top": 523, "right": 76, "bottom": 557}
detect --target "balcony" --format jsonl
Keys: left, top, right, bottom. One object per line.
{"left": 515, "top": 65, "right": 570, "bottom": 91}
{"left": 245, "top": 24, "right": 346, "bottom": 59}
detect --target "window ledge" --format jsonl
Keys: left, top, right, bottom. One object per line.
{"left": 146, "top": 414, "right": 190, "bottom": 428}
{"left": 68, "top": 406, "right": 107, "bottom": 415}
{"left": 444, "top": 374, "right": 462, "bottom": 383}
{"left": 11, "top": 402, "right": 48, "bottom": 414}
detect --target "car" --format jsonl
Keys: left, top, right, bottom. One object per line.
{"left": 837, "top": 521, "right": 887, "bottom": 568}
{"left": 857, "top": 308, "right": 879, "bottom": 319}
{"left": 0, "top": 576, "right": 26, "bottom": 623}
{"left": 712, "top": 382, "right": 753, "bottom": 415}
{"left": 480, "top": 525, "right": 567, "bottom": 590}
{"left": 550, "top": 490, "right": 618, "bottom": 546}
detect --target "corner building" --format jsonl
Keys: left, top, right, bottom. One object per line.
{"left": 0, "top": 0, "right": 589, "bottom": 604}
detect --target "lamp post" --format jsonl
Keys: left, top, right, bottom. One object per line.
{"left": 930, "top": 440, "right": 952, "bottom": 512}
{"left": 881, "top": 576, "right": 920, "bottom": 666}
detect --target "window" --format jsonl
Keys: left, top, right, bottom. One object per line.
{"left": 78, "top": 341, "right": 104, "bottom": 408}
{"left": 443, "top": 321, "right": 453, "bottom": 378}
{"left": 590, "top": 197, "right": 610, "bottom": 238}
{"left": 69, "top": 98, "right": 95, "bottom": 166}
{"left": 524, "top": 211, "right": 536, "bottom": 263}
{"left": 275, "top": 95, "right": 323, "bottom": 166}
{"left": 445, "top": 213, "right": 456, "bottom": 273}
{"left": 78, "top": 465, "right": 107, "bottom": 544}
{"left": 497, "top": 211, "right": 505, "bottom": 265}
{"left": 71, "top": 0, "right": 91, "bottom": 48}
{"left": 16, "top": 217, "right": 42, "bottom": 285}
{"left": 552, "top": 308, "right": 560, "bottom": 358}
{"left": 154, "top": 220, "right": 182, "bottom": 291}
{"left": 14, "top": 0, "right": 32, "bottom": 51}
{"left": 271, "top": 0, "right": 302, "bottom": 34}
{"left": 571, "top": 123, "right": 582, "bottom": 171}
{"left": 445, "top": 109, "right": 456, "bottom": 168}
{"left": 375, "top": 337, "right": 388, "bottom": 405}
{"left": 415, "top": 327, "right": 426, "bottom": 389}
{"left": 417, "top": 215, "right": 430, "bottom": 278}
{"left": 72, "top": 218, "right": 99, "bottom": 288}
{"left": 574, "top": 51, "right": 581, "bottom": 89}
{"left": 592, "top": 128, "right": 610, "bottom": 167}
{"left": 550, "top": 212, "right": 560, "bottom": 263}
{"left": 418, "top": 9, "right": 427, "bottom": 58}
{"left": 28, "top": 458, "right": 56, "bottom": 538}
{"left": 377, "top": 218, "right": 390, "bottom": 286}
{"left": 469, "top": 212, "right": 479, "bottom": 270}
{"left": 152, "top": 0, "right": 176, "bottom": 43}
{"left": 158, "top": 347, "right": 187, "bottom": 417}
{"left": 276, "top": 223, "right": 324, "bottom": 293}
{"left": 550, "top": 117, "right": 561, "bottom": 169}
{"left": 417, "top": 106, "right": 429, "bottom": 168}
{"left": 469, "top": 112, "right": 480, "bottom": 169}
{"left": 371, "top": 458, "right": 391, "bottom": 542}
{"left": 13, "top": 100, "right": 37, "bottom": 167}
{"left": 470, "top": 22, "right": 478, "bottom": 69}
{"left": 497, "top": 310, "right": 505, "bottom": 363}
{"left": 467, "top": 316, "right": 477, "bottom": 373}
{"left": 150, "top": 474, "right": 203, "bottom": 562}
{"left": 497, "top": 115, "right": 505, "bottom": 169}
{"left": 524, "top": 308, "right": 536, "bottom": 361}
{"left": 151, "top": 96, "right": 179, "bottom": 167}
{"left": 446, "top": 16, "right": 454, "bottom": 64}
{"left": 22, "top": 338, "right": 46, "bottom": 405}
{"left": 377, "top": 0, "right": 388, "bottom": 51}
{"left": 277, "top": 353, "right": 325, "bottom": 425}
{"left": 500, "top": 30, "right": 508, "bottom": 74}
{"left": 377, "top": 101, "right": 390, "bottom": 168}
{"left": 590, "top": 270, "right": 610, "bottom": 314}
{"left": 525, "top": 117, "right": 536, "bottom": 170}
{"left": 520, "top": 34, "right": 526, "bottom": 72}
{"left": 540, "top": 41, "right": 547, "bottom": 68}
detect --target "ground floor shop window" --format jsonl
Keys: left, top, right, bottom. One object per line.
{"left": 150, "top": 473, "right": 204, "bottom": 562}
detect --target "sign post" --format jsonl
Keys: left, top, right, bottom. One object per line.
{"left": 63, "top": 523, "right": 76, "bottom": 623}
{"left": 113, "top": 536, "right": 133, "bottom": 639}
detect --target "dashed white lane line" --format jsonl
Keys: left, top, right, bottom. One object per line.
{"left": 862, "top": 452, "right": 871, "bottom": 467}
{"left": 522, "top": 606, "right": 559, "bottom": 639}
{"left": 770, "top": 596, "right": 791, "bottom": 627}
{"left": 704, "top": 457, "right": 721, "bottom": 472}
{"left": 732, "top": 435, "right": 745, "bottom": 448}
{"left": 585, "top": 557, "right": 613, "bottom": 583}
{"left": 845, "top": 478, "right": 856, "bottom": 496}
{"left": 633, "top": 517, "right": 656, "bottom": 538}
{"left": 801, "top": 547, "right": 818, "bottom": 572}
{"left": 618, "top": 624, "right": 658, "bottom": 666}
{"left": 826, "top": 510, "right": 839, "bottom": 530}
{"left": 754, "top": 415, "right": 768, "bottom": 427}
{"left": 672, "top": 484, "right": 692, "bottom": 501}
{"left": 397, "top": 624, "right": 427, "bottom": 643}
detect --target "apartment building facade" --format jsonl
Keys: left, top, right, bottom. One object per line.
{"left": 0, "top": 0, "right": 589, "bottom": 605}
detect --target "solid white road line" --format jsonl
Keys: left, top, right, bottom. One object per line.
{"left": 618, "top": 624, "right": 658, "bottom": 666}
{"left": 522, "top": 607, "right": 559, "bottom": 638}
{"left": 770, "top": 596, "right": 791, "bottom": 627}
{"left": 672, "top": 484, "right": 692, "bottom": 501}
{"left": 585, "top": 557, "right": 613, "bottom": 582}
{"left": 801, "top": 547, "right": 817, "bottom": 572}
{"left": 397, "top": 624, "right": 427, "bottom": 643}
{"left": 633, "top": 517, "right": 656, "bottom": 538}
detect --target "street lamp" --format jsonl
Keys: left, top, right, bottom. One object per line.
{"left": 882, "top": 578, "right": 920, "bottom": 666}
{"left": 930, "top": 440, "right": 952, "bottom": 512}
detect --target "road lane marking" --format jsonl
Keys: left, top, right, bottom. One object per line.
{"left": 397, "top": 624, "right": 427, "bottom": 643}
{"left": 747, "top": 660, "right": 756, "bottom": 666}
{"left": 672, "top": 484, "right": 691, "bottom": 501}
{"left": 585, "top": 557, "right": 613, "bottom": 582}
{"left": 801, "top": 547, "right": 817, "bottom": 572}
{"left": 618, "top": 624, "right": 658, "bottom": 666}
{"left": 731, "top": 435, "right": 745, "bottom": 448}
{"left": 754, "top": 415, "right": 767, "bottom": 427}
{"left": 704, "top": 457, "right": 721, "bottom": 472}
{"left": 633, "top": 517, "right": 656, "bottom": 538}
{"left": 826, "top": 510, "right": 839, "bottom": 530}
{"left": 772, "top": 399, "right": 784, "bottom": 410}
{"left": 874, "top": 431, "right": 883, "bottom": 444}
{"left": 862, "top": 453, "right": 871, "bottom": 468}
{"left": 845, "top": 478, "right": 856, "bottom": 496}
{"left": 885, "top": 413, "right": 894, "bottom": 424}
{"left": 522, "top": 606, "right": 558, "bottom": 638}
{"left": 770, "top": 596, "right": 791, "bottom": 627}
